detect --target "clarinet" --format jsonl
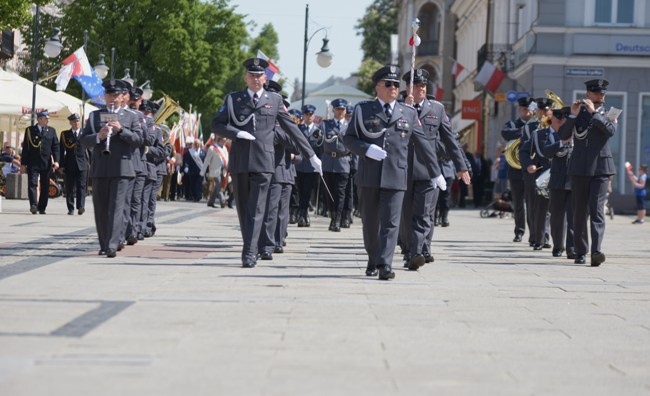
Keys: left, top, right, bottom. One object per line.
{"left": 103, "top": 103, "right": 115, "bottom": 156}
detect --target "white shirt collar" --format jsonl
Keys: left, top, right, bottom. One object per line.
{"left": 377, "top": 98, "right": 396, "bottom": 111}
{"left": 247, "top": 88, "right": 264, "bottom": 99}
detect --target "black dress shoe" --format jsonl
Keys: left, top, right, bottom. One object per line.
{"left": 273, "top": 246, "right": 284, "bottom": 254}
{"left": 106, "top": 250, "right": 117, "bottom": 258}
{"left": 341, "top": 218, "right": 351, "bottom": 228}
{"left": 440, "top": 220, "right": 450, "bottom": 227}
{"left": 408, "top": 254, "right": 425, "bottom": 271}
{"left": 137, "top": 233, "right": 145, "bottom": 241}
{"left": 543, "top": 243, "right": 552, "bottom": 249}
{"left": 242, "top": 259, "right": 256, "bottom": 268}
{"left": 591, "top": 252, "right": 606, "bottom": 267}
{"left": 529, "top": 242, "right": 535, "bottom": 247}
{"left": 143, "top": 231, "right": 153, "bottom": 238}
{"left": 513, "top": 235, "right": 522, "bottom": 242}
{"left": 261, "top": 251, "right": 273, "bottom": 260}
{"left": 68, "top": 210, "right": 74, "bottom": 215}
{"left": 282, "top": 241, "right": 287, "bottom": 247}
{"left": 533, "top": 244, "right": 543, "bottom": 251}
{"left": 424, "top": 254, "right": 434, "bottom": 263}
{"left": 30, "top": 205, "right": 38, "bottom": 214}
{"left": 98, "top": 250, "right": 107, "bottom": 255}
{"left": 574, "top": 255, "right": 586, "bottom": 264}
{"left": 127, "top": 236, "right": 138, "bottom": 245}
{"left": 378, "top": 266, "right": 395, "bottom": 280}
{"left": 38, "top": 210, "right": 46, "bottom": 215}
{"left": 117, "top": 242, "right": 125, "bottom": 251}
{"left": 552, "top": 249, "right": 564, "bottom": 257}
{"left": 78, "top": 208, "right": 85, "bottom": 215}
{"left": 365, "top": 262, "right": 378, "bottom": 276}
{"left": 566, "top": 251, "right": 577, "bottom": 260}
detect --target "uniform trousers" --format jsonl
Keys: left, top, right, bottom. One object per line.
{"left": 549, "top": 189, "right": 574, "bottom": 253}
{"left": 207, "top": 175, "right": 224, "bottom": 206}
{"left": 296, "top": 171, "right": 316, "bottom": 212}
{"left": 93, "top": 177, "right": 131, "bottom": 251}
{"left": 523, "top": 179, "right": 536, "bottom": 243}
{"left": 124, "top": 174, "right": 145, "bottom": 239}
{"left": 435, "top": 176, "right": 453, "bottom": 221}
{"left": 323, "top": 172, "right": 349, "bottom": 218}
{"left": 342, "top": 170, "right": 355, "bottom": 215}
{"left": 232, "top": 172, "right": 273, "bottom": 261}
{"left": 509, "top": 178, "right": 526, "bottom": 238}
{"left": 140, "top": 177, "right": 155, "bottom": 234}
{"left": 400, "top": 179, "right": 435, "bottom": 258}
{"left": 424, "top": 187, "right": 441, "bottom": 257}
{"left": 144, "top": 174, "right": 164, "bottom": 234}
{"left": 259, "top": 182, "right": 291, "bottom": 253}
{"left": 531, "top": 191, "right": 550, "bottom": 246}
{"left": 275, "top": 183, "right": 292, "bottom": 248}
{"left": 64, "top": 168, "right": 87, "bottom": 211}
{"left": 27, "top": 166, "right": 51, "bottom": 211}
{"left": 571, "top": 175, "right": 609, "bottom": 255}
{"left": 358, "top": 186, "right": 405, "bottom": 269}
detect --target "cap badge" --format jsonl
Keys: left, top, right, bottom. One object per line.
{"left": 416, "top": 69, "right": 422, "bottom": 77}
{"left": 390, "top": 66, "right": 396, "bottom": 74}
{"left": 253, "top": 58, "right": 260, "bottom": 66}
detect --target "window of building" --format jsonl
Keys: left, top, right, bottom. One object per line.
{"left": 594, "top": 0, "right": 634, "bottom": 24}
{"left": 417, "top": 3, "right": 441, "bottom": 56}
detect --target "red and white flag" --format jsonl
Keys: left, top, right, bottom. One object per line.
{"left": 55, "top": 47, "right": 93, "bottom": 91}
{"left": 474, "top": 61, "right": 506, "bottom": 93}
{"left": 451, "top": 60, "right": 465, "bottom": 83}
{"left": 433, "top": 85, "right": 444, "bottom": 101}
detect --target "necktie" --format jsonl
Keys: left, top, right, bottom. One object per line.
{"left": 414, "top": 103, "right": 421, "bottom": 116}
{"left": 335, "top": 120, "right": 341, "bottom": 130}
{"left": 384, "top": 103, "right": 392, "bottom": 119}
{"left": 253, "top": 93, "right": 259, "bottom": 106}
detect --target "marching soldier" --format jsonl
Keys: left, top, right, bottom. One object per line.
{"left": 541, "top": 106, "right": 576, "bottom": 259}
{"left": 294, "top": 104, "right": 323, "bottom": 227}
{"left": 59, "top": 113, "right": 88, "bottom": 215}
{"left": 343, "top": 65, "right": 439, "bottom": 280}
{"left": 501, "top": 97, "right": 538, "bottom": 243}
{"left": 80, "top": 79, "right": 143, "bottom": 257}
{"left": 399, "top": 69, "right": 470, "bottom": 269}
{"left": 342, "top": 103, "right": 358, "bottom": 226}
{"left": 520, "top": 97, "right": 554, "bottom": 250}
{"left": 211, "top": 57, "right": 321, "bottom": 268}
{"left": 558, "top": 79, "right": 617, "bottom": 266}
{"left": 321, "top": 98, "right": 351, "bottom": 232}
{"left": 21, "top": 111, "right": 60, "bottom": 215}
{"left": 288, "top": 108, "right": 303, "bottom": 224}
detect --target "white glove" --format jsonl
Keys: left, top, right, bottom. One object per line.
{"left": 432, "top": 174, "right": 447, "bottom": 191}
{"left": 309, "top": 155, "right": 323, "bottom": 175}
{"left": 184, "top": 167, "right": 189, "bottom": 174}
{"left": 236, "top": 131, "right": 256, "bottom": 140}
{"left": 365, "top": 144, "right": 387, "bottom": 161}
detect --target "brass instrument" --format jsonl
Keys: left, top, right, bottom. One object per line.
{"left": 103, "top": 103, "right": 116, "bottom": 156}
{"left": 154, "top": 93, "right": 183, "bottom": 125}
{"left": 504, "top": 138, "right": 522, "bottom": 170}
{"left": 540, "top": 90, "right": 565, "bottom": 128}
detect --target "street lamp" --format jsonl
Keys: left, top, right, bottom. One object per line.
{"left": 140, "top": 80, "right": 153, "bottom": 100}
{"left": 301, "top": 4, "right": 334, "bottom": 108}
{"left": 30, "top": 5, "right": 63, "bottom": 126}
{"left": 94, "top": 54, "right": 109, "bottom": 79}
{"left": 122, "top": 68, "right": 134, "bottom": 86}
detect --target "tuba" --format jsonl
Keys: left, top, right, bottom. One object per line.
{"left": 504, "top": 138, "right": 521, "bottom": 170}
{"left": 154, "top": 93, "right": 183, "bottom": 125}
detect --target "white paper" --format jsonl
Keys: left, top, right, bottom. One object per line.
{"left": 607, "top": 107, "right": 622, "bottom": 121}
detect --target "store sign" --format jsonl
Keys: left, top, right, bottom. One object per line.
{"left": 565, "top": 68, "right": 604, "bottom": 77}
{"left": 461, "top": 100, "right": 482, "bottom": 120}
{"left": 574, "top": 34, "right": 650, "bottom": 56}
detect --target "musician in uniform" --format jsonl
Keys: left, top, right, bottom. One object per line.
{"left": 343, "top": 65, "right": 439, "bottom": 280}
{"left": 558, "top": 79, "right": 616, "bottom": 266}
{"left": 211, "top": 57, "right": 321, "bottom": 268}
{"left": 342, "top": 103, "right": 358, "bottom": 225}
{"left": 294, "top": 104, "right": 323, "bottom": 227}
{"left": 520, "top": 97, "right": 555, "bottom": 250}
{"left": 59, "top": 113, "right": 88, "bottom": 215}
{"left": 321, "top": 98, "right": 351, "bottom": 232}
{"left": 541, "top": 106, "right": 576, "bottom": 259}
{"left": 80, "top": 79, "right": 143, "bottom": 257}
{"left": 501, "top": 97, "right": 538, "bottom": 243}
{"left": 20, "top": 111, "right": 60, "bottom": 214}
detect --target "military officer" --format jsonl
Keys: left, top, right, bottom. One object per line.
{"left": 343, "top": 65, "right": 439, "bottom": 280}
{"left": 399, "top": 69, "right": 470, "bottom": 269}
{"left": 501, "top": 97, "right": 538, "bottom": 243}
{"left": 211, "top": 57, "right": 321, "bottom": 268}
{"left": 321, "top": 98, "right": 351, "bottom": 232}
{"left": 342, "top": 103, "right": 358, "bottom": 226}
{"left": 294, "top": 104, "right": 323, "bottom": 227}
{"left": 288, "top": 108, "right": 303, "bottom": 224}
{"left": 80, "top": 79, "right": 144, "bottom": 257}
{"left": 20, "top": 111, "right": 59, "bottom": 214}
{"left": 520, "top": 97, "right": 554, "bottom": 250}
{"left": 558, "top": 79, "right": 616, "bottom": 266}
{"left": 541, "top": 106, "right": 576, "bottom": 259}
{"left": 59, "top": 113, "right": 88, "bottom": 215}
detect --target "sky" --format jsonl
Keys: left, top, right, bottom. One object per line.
{"left": 230, "top": 0, "right": 374, "bottom": 97}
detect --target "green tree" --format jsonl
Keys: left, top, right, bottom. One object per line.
{"left": 0, "top": 0, "right": 50, "bottom": 30}
{"left": 18, "top": 9, "right": 62, "bottom": 92}
{"left": 53, "top": 0, "right": 248, "bottom": 123}
{"left": 355, "top": 0, "right": 398, "bottom": 64}
{"left": 249, "top": 23, "right": 279, "bottom": 61}
{"left": 356, "top": 58, "right": 383, "bottom": 96}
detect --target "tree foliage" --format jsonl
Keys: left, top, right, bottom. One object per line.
{"left": 249, "top": 23, "right": 279, "bottom": 60}
{"left": 356, "top": 58, "right": 383, "bottom": 96}
{"left": 0, "top": 0, "right": 50, "bottom": 30}
{"left": 355, "top": 0, "right": 398, "bottom": 64}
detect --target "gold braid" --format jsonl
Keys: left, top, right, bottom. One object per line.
{"left": 26, "top": 127, "right": 42, "bottom": 149}
{"left": 61, "top": 131, "right": 77, "bottom": 149}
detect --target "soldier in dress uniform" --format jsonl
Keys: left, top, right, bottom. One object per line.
{"left": 294, "top": 104, "right": 323, "bottom": 227}
{"left": 520, "top": 97, "right": 555, "bottom": 250}
{"left": 20, "top": 111, "right": 60, "bottom": 214}
{"left": 211, "top": 57, "right": 321, "bottom": 268}
{"left": 558, "top": 79, "right": 616, "bottom": 266}
{"left": 59, "top": 113, "right": 88, "bottom": 215}
{"left": 288, "top": 108, "right": 303, "bottom": 224}
{"left": 342, "top": 103, "right": 358, "bottom": 225}
{"left": 399, "top": 69, "right": 470, "bottom": 270}
{"left": 343, "top": 65, "right": 439, "bottom": 280}
{"left": 541, "top": 106, "right": 576, "bottom": 259}
{"left": 80, "top": 79, "right": 144, "bottom": 257}
{"left": 321, "top": 98, "right": 351, "bottom": 232}
{"left": 501, "top": 97, "right": 538, "bottom": 243}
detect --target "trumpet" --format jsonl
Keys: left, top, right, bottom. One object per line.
{"left": 103, "top": 103, "right": 116, "bottom": 156}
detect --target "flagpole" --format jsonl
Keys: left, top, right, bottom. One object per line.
{"left": 408, "top": 19, "right": 420, "bottom": 98}
{"left": 81, "top": 30, "right": 88, "bottom": 128}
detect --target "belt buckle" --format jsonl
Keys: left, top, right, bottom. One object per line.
{"left": 331, "top": 152, "right": 337, "bottom": 158}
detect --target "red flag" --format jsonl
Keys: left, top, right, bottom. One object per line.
{"left": 474, "top": 61, "right": 506, "bottom": 93}
{"left": 434, "top": 86, "right": 444, "bottom": 101}
{"left": 451, "top": 61, "right": 465, "bottom": 83}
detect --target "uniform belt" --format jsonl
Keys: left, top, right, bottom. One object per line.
{"left": 326, "top": 151, "right": 350, "bottom": 158}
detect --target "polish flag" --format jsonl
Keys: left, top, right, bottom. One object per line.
{"left": 475, "top": 61, "right": 506, "bottom": 93}
{"left": 257, "top": 49, "right": 280, "bottom": 81}
{"left": 55, "top": 47, "right": 93, "bottom": 91}
{"left": 451, "top": 61, "right": 465, "bottom": 83}
{"left": 433, "top": 85, "right": 444, "bottom": 101}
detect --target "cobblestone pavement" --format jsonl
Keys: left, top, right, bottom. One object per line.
{"left": 1, "top": 196, "right": 649, "bottom": 395}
